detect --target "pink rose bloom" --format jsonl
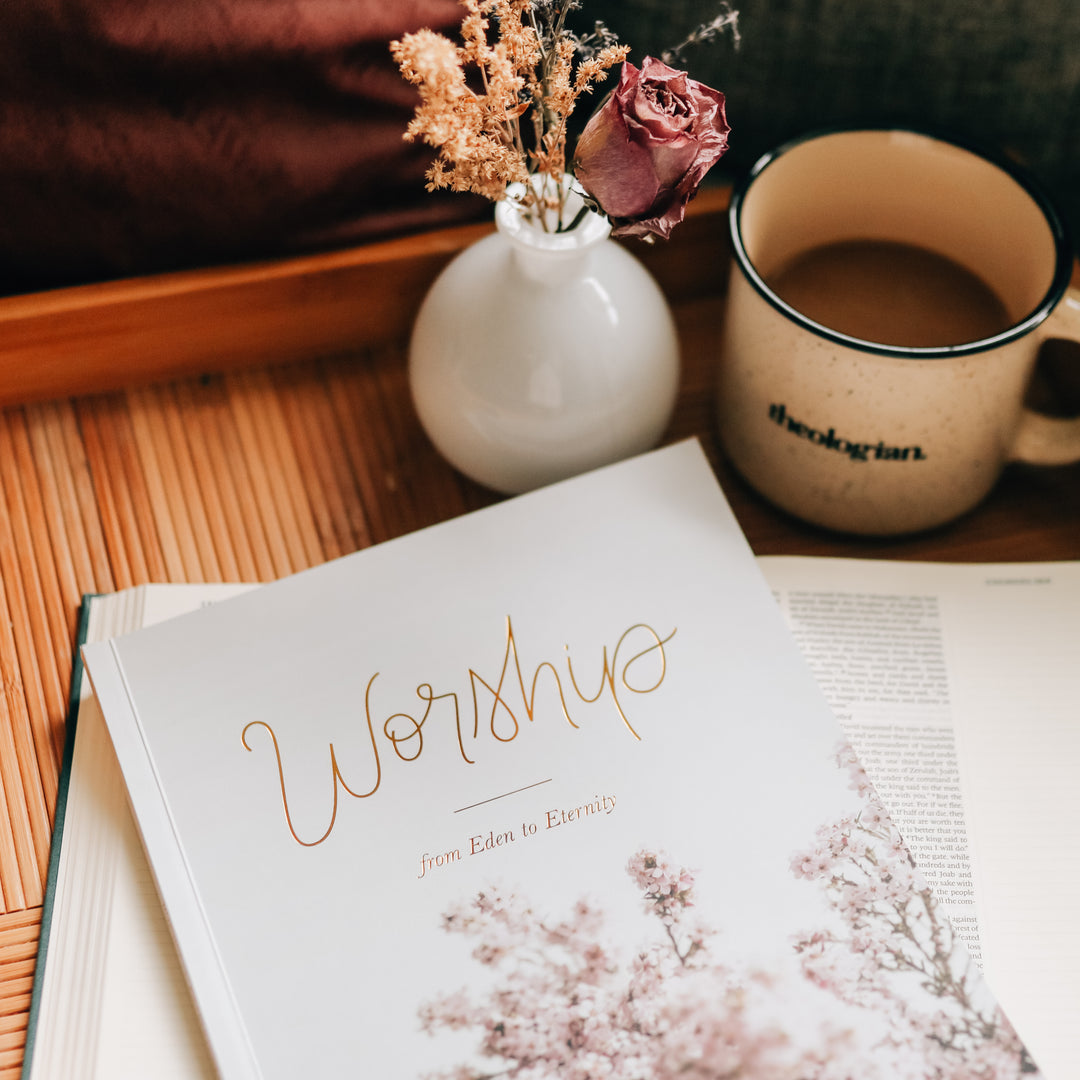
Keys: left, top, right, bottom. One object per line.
{"left": 573, "top": 56, "right": 730, "bottom": 240}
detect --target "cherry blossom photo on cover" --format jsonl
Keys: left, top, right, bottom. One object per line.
{"left": 418, "top": 746, "right": 1037, "bottom": 1080}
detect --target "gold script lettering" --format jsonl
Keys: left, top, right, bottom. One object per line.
{"left": 468, "top": 618, "right": 585, "bottom": 741}
{"left": 241, "top": 672, "right": 383, "bottom": 847}
{"left": 243, "top": 618, "right": 674, "bottom": 846}
{"left": 566, "top": 623, "right": 676, "bottom": 739}
{"left": 384, "top": 685, "right": 474, "bottom": 765}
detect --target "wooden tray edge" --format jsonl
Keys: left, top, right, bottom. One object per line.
{"left": 0, "top": 188, "right": 732, "bottom": 408}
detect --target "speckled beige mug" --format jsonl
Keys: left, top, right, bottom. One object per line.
{"left": 717, "top": 128, "right": 1080, "bottom": 535}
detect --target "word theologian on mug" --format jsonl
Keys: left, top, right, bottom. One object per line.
{"left": 716, "top": 127, "right": 1080, "bottom": 535}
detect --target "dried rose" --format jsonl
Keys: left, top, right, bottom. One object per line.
{"left": 573, "top": 56, "right": 730, "bottom": 240}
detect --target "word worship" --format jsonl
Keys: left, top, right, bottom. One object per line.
{"left": 417, "top": 793, "right": 618, "bottom": 879}
{"left": 768, "top": 403, "right": 928, "bottom": 463}
{"left": 242, "top": 618, "right": 673, "bottom": 847}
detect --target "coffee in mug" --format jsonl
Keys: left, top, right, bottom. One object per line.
{"left": 716, "top": 127, "right": 1080, "bottom": 535}
{"left": 766, "top": 239, "right": 1012, "bottom": 348}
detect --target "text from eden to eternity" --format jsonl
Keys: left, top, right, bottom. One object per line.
{"left": 417, "top": 793, "right": 618, "bottom": 879}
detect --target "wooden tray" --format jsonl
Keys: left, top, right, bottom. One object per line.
{"left": 0, "top": 187, "right": 1077, "bottom": 1077}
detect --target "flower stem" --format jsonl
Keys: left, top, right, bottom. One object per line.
{"left": 557, "top": 202, "right": 591, "bottom": 233}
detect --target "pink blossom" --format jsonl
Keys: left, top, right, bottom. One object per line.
{"left": 791, "top": 754, "right": 1040, "bottom": 1078}
{"left": 422, "top": 850, "right": 832, "bottom": 1080}
{"left": 836, "top": 741, "right": 878, "bottom": 799}
{"left": 420, "top": 795, "right": 1037, "bottom": 1080}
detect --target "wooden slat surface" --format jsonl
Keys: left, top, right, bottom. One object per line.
{"left": 0, "top": 190, "right": 1077, "bottom": 1078}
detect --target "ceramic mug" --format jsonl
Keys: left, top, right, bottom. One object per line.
{"left": 716, "top": 127, "right": 1080, "bottom": 535}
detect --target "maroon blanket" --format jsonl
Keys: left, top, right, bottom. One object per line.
{"left": 0, "top": 0, "right": 486, "bottom": 292}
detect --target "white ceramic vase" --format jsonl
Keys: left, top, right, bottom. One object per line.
{"left": 408, "top": 178, "right": 680, "bottom": 494}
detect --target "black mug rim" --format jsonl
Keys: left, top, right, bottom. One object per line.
{"left": 728, "top": 125, "right": 1074, "bottom": 359}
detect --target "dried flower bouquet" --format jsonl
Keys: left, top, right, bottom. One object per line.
{"left": 391, "top": 0, "right": 736, "bottom": 240}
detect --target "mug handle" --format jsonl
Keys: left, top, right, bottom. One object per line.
{"left": 1010, "top": 287, "right": 1080, "bottom": 465}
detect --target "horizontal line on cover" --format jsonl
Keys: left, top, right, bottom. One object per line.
{"left": 454, "top": 778, "right": 553, "bottom": 814}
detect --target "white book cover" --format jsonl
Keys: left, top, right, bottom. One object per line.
{"left": 82, "top": 440, "right": 1040, "bottom": 1080}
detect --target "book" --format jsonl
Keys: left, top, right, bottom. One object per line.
{"left": 29, "top": 559, "right": 1079, "bottom": 1080}
{"left": 76, "top": 440, "right": 1041, "bottom": 1080}
{"left": 759, "top": 555, "right": 1080, "bottom": 1080}
{"left": 24, "top": 584, "right": 251, "bottom": 1080}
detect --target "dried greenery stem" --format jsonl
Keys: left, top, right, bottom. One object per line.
{"left": 391, "top": 0, "right": 629, "bottom": 231}
{"left": 661, "top": 3, "right": 741, "bottom": 65}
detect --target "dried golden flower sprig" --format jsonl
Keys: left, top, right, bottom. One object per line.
{"left": 393, "top": 0, "right": 627, "bottom": 220}
{"left": 392, "top": 1, "right": 736, "bottom": 239}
